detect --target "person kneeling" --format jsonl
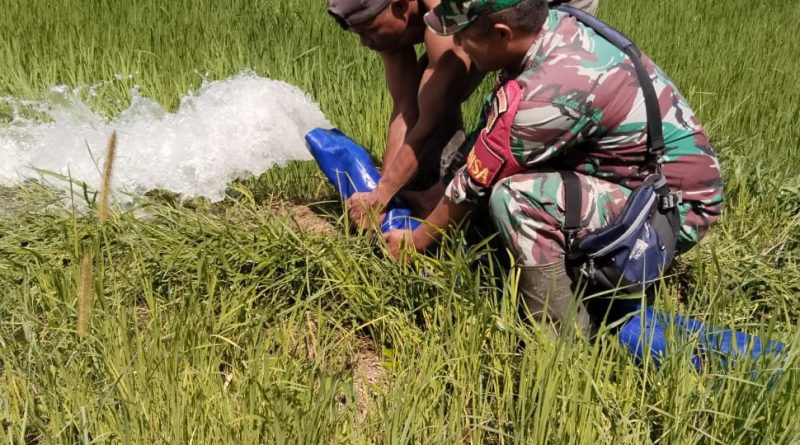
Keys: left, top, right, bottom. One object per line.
{"left": 383, "top": 0, "right": 724, "bottom": 334}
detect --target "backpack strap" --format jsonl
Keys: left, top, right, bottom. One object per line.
{"left": 556, "top": 5, "right": 665, "bottom": 171}
{"left": 560, "top": 170, "right": 583, "bottom": 250}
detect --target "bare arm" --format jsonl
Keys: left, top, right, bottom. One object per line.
{"left": 374, "top": 29, "right": 471, "bottom": 205}
{"left": 411, "top": 196, "right": 470, "bottom": 251}
{"left": 380, "top": 48, "right": 423, "bottom": 171}
{"left": 382, "top": 194, "right": 471, "bottom": 260}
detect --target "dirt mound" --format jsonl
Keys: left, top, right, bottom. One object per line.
{"left": 278, "top": 202, "right": 336, "bottom": 235}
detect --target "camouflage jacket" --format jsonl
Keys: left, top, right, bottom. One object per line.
{"left": 446, "top": 10, "right": 724, "bottom": 215}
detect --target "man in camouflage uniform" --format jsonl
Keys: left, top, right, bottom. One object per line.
{"left": 326, "top": 0, "right": 599, "bottom": 231}
{"left": 384, "top": 0, "right": 724, "bottom": 332}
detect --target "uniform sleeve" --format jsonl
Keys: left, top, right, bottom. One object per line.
{"left": 509, "top": 98, "right": 596, "bottom": 166}
{"left": 445, "top": 96, "right": 596, "bottom": 205}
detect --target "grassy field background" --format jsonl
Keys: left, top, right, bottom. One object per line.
{"left": 1, "top": 0, "right": 799, "bottom": 443}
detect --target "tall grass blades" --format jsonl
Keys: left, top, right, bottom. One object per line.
{"left": 0, "top": 0, "right": 798, "bottom": 443}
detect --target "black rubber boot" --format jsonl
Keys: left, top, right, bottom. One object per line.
{"left": 518, "top": 261, "right": 593, "bottom": 336}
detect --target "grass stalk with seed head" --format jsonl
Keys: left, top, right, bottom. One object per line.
{"left": 97, "top": 130, "right": 117, "bottom": 224}
{"left": 76, "top": 251, "right": 93, "bottom": 337}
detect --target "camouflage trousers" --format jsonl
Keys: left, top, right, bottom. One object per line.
{"left": 488, "top": 171, "right": 716, "bottom": 266}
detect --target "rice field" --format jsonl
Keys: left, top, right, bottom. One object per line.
{"left": 1, "top": 0, "right": 799, "bottom": 443}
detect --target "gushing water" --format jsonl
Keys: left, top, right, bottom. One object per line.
{"left": 0, "top": 72, "right": 331, "bottom": 201}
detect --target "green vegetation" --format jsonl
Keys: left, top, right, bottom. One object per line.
{"left": 1, "top": 0, "right": 799, "bottom": 443}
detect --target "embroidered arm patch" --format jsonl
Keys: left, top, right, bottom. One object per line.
{"left": 465, "top": 80, "right": 524, "bottom": 188}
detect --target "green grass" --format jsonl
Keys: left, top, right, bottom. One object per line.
{"left": 1, "top": 0, "right": 799, "bottom": 443}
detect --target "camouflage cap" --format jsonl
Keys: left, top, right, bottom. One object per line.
{"left": 327, "top": 0, "right": 392, "bottom": 29}
{"left": 423, "top": 0, "right": 525, "bottom": 36}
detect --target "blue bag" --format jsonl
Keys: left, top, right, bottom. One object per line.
{"left": 554, "top": 5, "right": 681, "bottom": 293}
{"left": 304, "top": 128, "right": 420, "bottom": 232}
{"left": 563, "top": 173, "right": 680, "bottom": 293}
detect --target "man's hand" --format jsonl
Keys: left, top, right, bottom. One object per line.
{"left": 347, "top": 191, "right": 386, "bottom": 231}
{"left": 382, "top": 229, "right": 415, "bottom": 262}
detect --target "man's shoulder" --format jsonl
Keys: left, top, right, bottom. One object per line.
{"left": 539, "top": 11, "right": 627, "bottom": 69}
{"left": 516, "top": 12, "right": 631, "bottom": 104}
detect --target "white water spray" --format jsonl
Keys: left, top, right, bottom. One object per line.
{"left": 0, "top": 72, "right": 331, "bottom": 201}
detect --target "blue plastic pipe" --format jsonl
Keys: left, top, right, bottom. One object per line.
{"left": 305, "top": 128, "right": 420, "bottom": 232}
{"left": 618, "top": 305, "right": 785, "bottom": 372}
{"left": 305, "top": 127, "right": 786, "bottom": 373}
